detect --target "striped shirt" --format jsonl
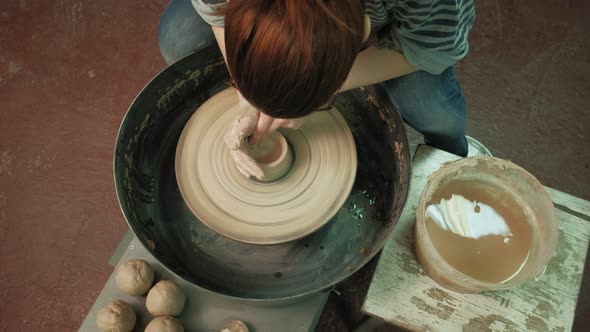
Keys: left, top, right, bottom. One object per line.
{"left": 193, "top": 0, "right": 475, "bottom": 74}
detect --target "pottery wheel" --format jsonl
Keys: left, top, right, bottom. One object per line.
{"left": 175, "top": 88, "right": 357, "bottom": 245}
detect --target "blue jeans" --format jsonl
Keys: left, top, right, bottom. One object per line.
{"left": 158, "top": 0, "right": 468, "bottom": 156}
{"left": 382, "top": 68, "right": 468, "bottom": 156}
{"left": 158, "top": 0, "right": 215, "bottom": 65}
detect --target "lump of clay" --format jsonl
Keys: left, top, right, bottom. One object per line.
{"left": 95, "top": 300, "right": 136, "bottom": 332}
{"left": 146, "top": 280, "right": 186, "bottom": 316}
{"left": 115, "top": 259, "right": 154, "bottom": 296}
{"left": 145, "top": 316, "right": 184, "bottom": 332}
{"left": 220, "top": 320, "right": 249, "bottom": 332}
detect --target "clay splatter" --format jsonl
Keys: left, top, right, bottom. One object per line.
{"left": 28, "top": 150, "right": 53, "bottom": 172}
{"left": 156, "top": 59, "right": 225, "bottom": 110}
{"left": 424, "top": 287, "right": 455, "bottom": 303}
{"left": 526, "top": 315, "right": 549, "bottom": 332}
{"left": 533, "top": 300, "right": 557, "bottom": 318}
{"left": 410, "top": 296, "right": 454, "bottom": 320}
{"left": 545, "top": 231, "right": 572, "bottom": 281}
{"left": 8, "top": 61, "right": 21, "bottom": 74}
{"left": 0, "top": 62, "right": 22, "bottom": 83}
{"left": 0, "top": 193, "right": 7, "bottom": 242}
{"left": 0, "top": 151, "right": 15, "bottom": 176}
{"left": 462, "top": 314, "right": 518, "bottom": 332}
{"left": 400, "top": 252, "right": 424, "bottom": 276}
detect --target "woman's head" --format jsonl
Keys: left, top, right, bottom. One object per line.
{"left": 221, "top": 0, "right": 365, "bottom": 119}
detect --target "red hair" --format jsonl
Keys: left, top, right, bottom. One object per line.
{"left": 220, "top": 0, "right": 365, "bottom": 118}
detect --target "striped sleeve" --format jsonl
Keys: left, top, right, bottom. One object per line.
{"left": 191, "top": 0, "right": 226, "bottom": 26}
{"left": 370, "top": 0, "right": 475, "bottom": 74}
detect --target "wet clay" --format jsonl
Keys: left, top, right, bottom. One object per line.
{"left": 175, "top": 88, "right": 357, "bottom": 245}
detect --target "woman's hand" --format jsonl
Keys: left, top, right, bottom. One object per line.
{"left": 224, "top": 93, "right": 304, "bottom": 179}
{"left": 251, "top": 113, "right": 305, "bottom": 145}
{"left": 224, "top": 97, "right": 263, "bottom": 179}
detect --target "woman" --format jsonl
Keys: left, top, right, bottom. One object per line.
{"left": 159, "top": 0, "right": 477, "bottom": 179}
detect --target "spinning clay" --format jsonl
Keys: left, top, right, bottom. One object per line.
{"left": 176, "top": 88, "right": 357, "bottom": 245}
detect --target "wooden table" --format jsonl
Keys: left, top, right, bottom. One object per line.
{"left": 360, "top": 145, "right": 590, "bottom": 332}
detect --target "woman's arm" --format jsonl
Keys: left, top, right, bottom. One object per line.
{"left": 340, "top": 46, "right": 416, "bottom": 92}
{"left": 216, "top": 23, "right": 414, "bottom": 94}
{"left": 212, "top": 26, "right": 227, "bottom": 62}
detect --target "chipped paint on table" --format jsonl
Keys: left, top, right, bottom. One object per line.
{"left": 362, "top": 145, "right": 590, "bottom": 332}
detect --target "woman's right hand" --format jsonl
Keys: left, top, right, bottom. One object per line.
{"left": 224, "top": 95, "right": 264, "bottom": 180}
{"left": 253, "top": 112, "right": 305, "bottom": 144}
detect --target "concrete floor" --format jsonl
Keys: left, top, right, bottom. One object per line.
{"left": 0, "top": 0, "right": 588, "bottom": 331}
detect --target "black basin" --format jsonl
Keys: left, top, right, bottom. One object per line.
{"left": 114, "top": 46, "right": 411, "bottom": 300}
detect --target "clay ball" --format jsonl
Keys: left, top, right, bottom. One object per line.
{"left": 145, "top": 316, "right": 184, "bottom": 332}
{"left": 146, "top": 280, "right": 186, "bottom": 316}
{"left": 95, "top": 300, "right": 136, "bottom": 332}
{"left": 115, "top": 259, "right": 154, "bottom": 296}
{"left": 220, "top": 320, "right": 249, "bottom": 332}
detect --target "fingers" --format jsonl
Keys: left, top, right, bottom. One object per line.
{"left": 224, "top": 124, "right": 240, "bottom": 150}
{"left": 267, "top": 118, "right": 285, "bottom": 134}
{"left": 252, "top": 114, "right": 307, "bottom": 145}
{"left": 225, "top": 105, "right": 260, "bottom": 150}
{"left": 231, "top": 149, "right": 264, "bottom": 180}
{"left": 251, "top": 113, "right": 273, "bottom": 145}
{"left": 282, "top": 117, "right": 305, "bottom": 130}
{"left": 235, "top": 163, "right": 253, "bottom": 180}
{"left": 236, "top": 106, "right": 260, "bottom": 137}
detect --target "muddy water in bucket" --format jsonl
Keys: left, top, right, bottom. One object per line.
{"left": 415, "top": 157, "right": 558, "bottom": 293}
{"left": 425, "top": 179, "right": 533, "bottom": 283}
